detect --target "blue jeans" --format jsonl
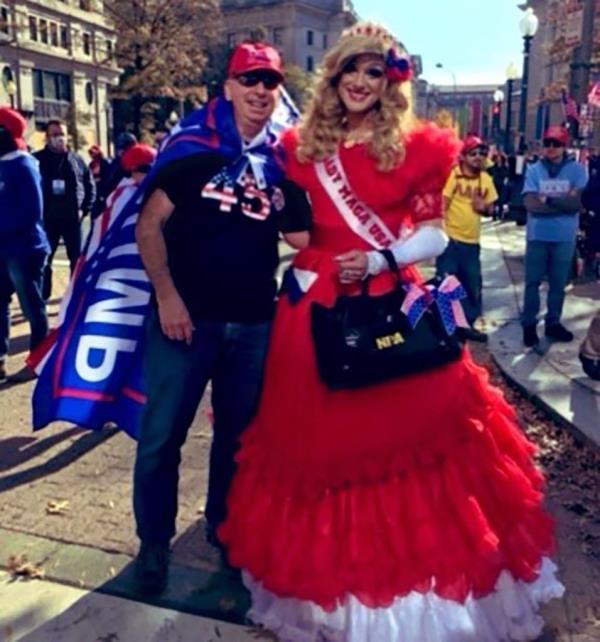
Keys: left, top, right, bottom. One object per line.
{"left": 133, "top": 310, "right": 270, "bottom": 545}
{"left": 522, "top": 240, "right": 575, "bottom": 327}
{"left": 0, "top": 252, "right": 48, "bottom": 360}
{"left": 436, "top": 239, "right": 482, "bottom": 325}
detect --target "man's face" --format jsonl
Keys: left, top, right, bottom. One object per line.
{"left": 462, "top": 145, "right": 489, "bottom": 171}
{"left": 225, "top": 69, "right": 282, "bottom": 131}
{"left": 542, "top": 138, "right": 565, "bottom": 162}
{"left": 47, "top": 123, "right": 67, "bottom": 153}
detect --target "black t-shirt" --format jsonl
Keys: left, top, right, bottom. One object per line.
{"left": 149, "top": 151, "right": 311, "bottom": 323}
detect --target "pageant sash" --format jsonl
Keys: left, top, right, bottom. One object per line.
{"left": 315, "top": 153, "right": 396, "bottom": 249}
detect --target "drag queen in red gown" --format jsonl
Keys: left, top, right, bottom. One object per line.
{"left": 219, "top": 22, "right": 564, "bottom": 641}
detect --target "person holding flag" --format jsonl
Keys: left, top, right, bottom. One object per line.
{"left": 131, "top": 42, "right": 311, "bottom": 593}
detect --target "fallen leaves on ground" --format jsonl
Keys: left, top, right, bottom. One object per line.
{"left": 7, "top": 554, "right": 45, "bottom": 580}
{"left": 45, "top": 499, "right": 70, "bottom": 515}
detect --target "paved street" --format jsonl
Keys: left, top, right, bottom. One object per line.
{"left": 0, "top": 227, "right": 599, "bottom": 641}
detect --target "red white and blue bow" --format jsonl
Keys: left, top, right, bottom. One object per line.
{"left": 428, "top": 276, "right": 469, "bottom": 335}
{"left": 385, "top": 49, "right": 413, "bottom": 83}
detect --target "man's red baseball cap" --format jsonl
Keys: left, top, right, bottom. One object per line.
{"left": 543, "top": 126, "right": 569, "bottom": 146}
{"left": 227, "top": 42, "right": 284, "bottom": 81}
{"left": 121, "top": 143, "right": 157, "bottom": 172}
{"left": 461, "top": 135, "right": 487, "bottom": 154}
{"left": 0, "top": 106, "right": 27, "bottom": 150}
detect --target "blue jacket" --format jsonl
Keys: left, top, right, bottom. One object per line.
{"left": 0, "top": 151, "right": 49, "bottom": 259}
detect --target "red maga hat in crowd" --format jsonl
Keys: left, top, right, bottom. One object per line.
{"left": 0, "top": 106, "right": 27, "bottom": 150}
{"left": 121, "top": 143, "right": 157, "bottom": 172}
{"left": 461, "top": 135, "right": 487, "bottom": 154}
{"left": 227, "top": 42, "right": 284, "bottom": 81}
{"left": 543, "top": 126, "right": 569, "bottom": 146}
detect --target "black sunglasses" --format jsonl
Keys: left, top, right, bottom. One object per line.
{"left": 235, "top": 71, "right": 282, "bottom": 90}
{"left": 543, "top": 138, "right": 564, "bottom": 148}
{"left": 467, "top": 147, "right": 489, "bottom": 157}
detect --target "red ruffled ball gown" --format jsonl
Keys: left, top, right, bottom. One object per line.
{"left": 218, "top": 124, "right": 564, "bottom": 642}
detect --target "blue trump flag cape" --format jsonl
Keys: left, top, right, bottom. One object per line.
{"left": 32, "top": 96, "right": 295, "bottom": 438}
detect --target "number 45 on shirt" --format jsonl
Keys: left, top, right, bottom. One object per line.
{"left": 202, "top": 174, "right": 270, "bottom": 221}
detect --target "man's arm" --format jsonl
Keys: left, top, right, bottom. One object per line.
{"left": 136, "top": 188, "right": 194, "bottom": 344}
{"left": 524, "top": 190, "right": 582, "bottom": 214}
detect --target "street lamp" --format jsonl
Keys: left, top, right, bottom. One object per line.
{"left": 435, "top": 62, "right": 458, "bottom": 127}
{"left": 504, "top": 62, "right": 519, "bottom": 153}
{"left": 493, "top": 89, "right": 504, "bottom": 143}
{"left": 517, "top": 7, "right": 539, "bottom": 152}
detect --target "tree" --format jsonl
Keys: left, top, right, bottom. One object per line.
{"left": 104, "top": 0, "right": 223, "bottom": 136}
{"left": 282, "top": 64, "right": 313, "bottom": 110}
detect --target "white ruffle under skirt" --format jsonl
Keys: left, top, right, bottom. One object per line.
{"left": 243, "top": 557, "right": 564, "bottom": 642}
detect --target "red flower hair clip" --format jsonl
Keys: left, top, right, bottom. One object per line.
{"left": 385, "top": 49, "right": 412, "bottom": 83}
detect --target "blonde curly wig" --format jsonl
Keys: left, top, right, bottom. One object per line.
{"left": 296, "top": 22, "right": 414, "bottom": 172}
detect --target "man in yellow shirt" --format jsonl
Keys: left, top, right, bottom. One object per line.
{"left": 436, "top": 135, "right": 498, "bottom": 342}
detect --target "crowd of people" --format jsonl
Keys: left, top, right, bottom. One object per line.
{"left": 1, "top": 18, "right": 600, "bottom": 642}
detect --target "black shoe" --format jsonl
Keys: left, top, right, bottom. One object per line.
{"left": 523, "top": 325, "right": 539, "bottom": 347}
{"left": 0, "top": 361, "right": 6, "bottom": 384}
{"left": 545, "top": 323, "right": 574, "bottom": 342}
{"left": 8, "top": 366, "right": 36, "bottom": 383}
{"left": 458, "top": 327, "right": 488, "bottom": 343}
{"left": 134, "top": 542, "right": 169, "bottom": 594}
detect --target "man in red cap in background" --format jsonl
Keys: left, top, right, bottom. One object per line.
{"left": 132, "top": 41, "right": 311, "bottom": 593}
{"left": 0, "top": 106, "right": 49, "bottom": 382}
{"left": 521, "top": 125, "right": 588, "bottom": 347}
{"left": 436, "top": 135, "right": 498, "bottom": 342}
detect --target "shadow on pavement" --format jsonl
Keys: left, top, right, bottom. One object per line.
{"left": 0, "top": 427, "right": 119, "bottom": 493}
{"left": 0, "top": 427, "right": 83, "bottom": 472}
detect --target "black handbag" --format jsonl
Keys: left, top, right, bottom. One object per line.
{"left": 310, "top": 251, "right": 464, "bottom": 389}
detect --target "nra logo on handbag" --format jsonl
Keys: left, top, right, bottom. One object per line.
{"left": 375, "top": 332, "right": 405, "bottom": 350}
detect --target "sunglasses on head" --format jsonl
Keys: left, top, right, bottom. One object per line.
{"left": 543, "top": 138, "right": 564, "bottom": 148}
{"left": 235, "top": 71, "right": 281, "bottom": 90}
{"left": 467, "top": 147, "right": 489, "bottom": 157}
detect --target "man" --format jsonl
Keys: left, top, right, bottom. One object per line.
{"left": 133, "top": 41, "right": 311, "bottom": 594}
{"left": 521, "top": 126, "right": 588, "bottom": 347}
{"left": 580, "top": 310, "right": 600, "bottom": 380}
{"left": 0, "top": 107, "right": 49, "bottom": 382}
{"left": 34, "top": 119, "right": 95, "bottom": 300}
{"left": 102, "top": 131, "right": 137, "bottom": 199}
{"left": 436, "top": 135, "right": 498, "bottom": 342}
{"left": 88, "top": 144, "right": 111, "bottom": 219}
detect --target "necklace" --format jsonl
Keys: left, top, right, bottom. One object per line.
{"left": 342, "top": 129, "right": 372, "bottom": 148}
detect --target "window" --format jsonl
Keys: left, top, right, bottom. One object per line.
{"left": 306, "top": 56, "right": 314, "bottom": 72}
{"left": 28, "top": 16, "right": 37, "bottom": 41}
{"left": 83, "top": 32, "right": 91, "bottom": 55}
{"left": 60, "top": 25, "right": 69, "bottom": 49}
{"left": 33, "top": 69, "right": 72, "bottom": 102}
{"left": 50, "top": 23, "right": 58, "bottom": 46}
{"left": 106, "top": 39, "right": 113, "bottom": 61}
{"left": 39, "top": 19, "right": 48, "bottom": 44}
{"left": 85, "top": 81, "right": 93, "bottom": 105}
{"left": 0, "top": 6, "right": 9, "bottom": 35}
{"left": 273, "top": 27, "right": 283, "bottom": 46}
{"left": 79, "top": 0, "right": 91, "bottom": 10}
{"left": 306, "top": 29, "right": 313, "bottom": 46}
{"left": 323, "top": 33, "right": 328, "bottom": 49}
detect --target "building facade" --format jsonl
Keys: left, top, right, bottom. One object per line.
{"left": 523, "top": 0, "right": 600, "bottom": 147}
{"left": 221, "top": 0, "right": 358, "bottom": 72}
{"left": 0, "top": 0, "right": 119, "bottom": 152}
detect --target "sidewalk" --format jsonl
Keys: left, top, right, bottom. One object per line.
{"left": 481, "top": 220, "right": 600, "bottom": 447}
{"left": 0, "top": 570, "right": 265, "bottom": 642}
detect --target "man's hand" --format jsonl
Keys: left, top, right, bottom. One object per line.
{"left": 157, "top": 290, "right": 194, "bottom": 344}
{"left": 472, "top": 195, "right": 488, "bottom": 214}
{"left": 335, "top": 250, "right": 368, "bottom": 283}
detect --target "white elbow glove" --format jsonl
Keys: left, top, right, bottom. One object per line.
{"left": 365, "top": 226, "right": 449, "bottom": 276}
